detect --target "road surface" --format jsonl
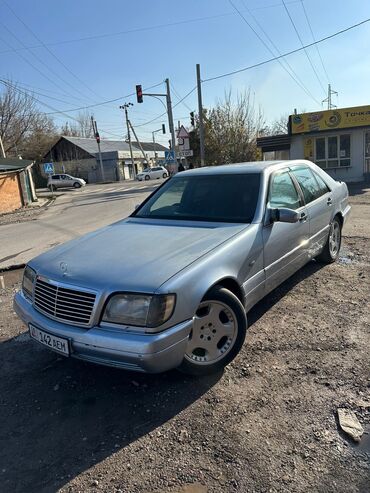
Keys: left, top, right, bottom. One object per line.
{"left": 0, "top": 180, "right": 163, "bottom": 269}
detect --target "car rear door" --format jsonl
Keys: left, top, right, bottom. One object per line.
{"left": 290, "top": 165, "right": 333, "bottom": 258}
{"left": 263, "top": 169, "right": 310, "bottom": 292}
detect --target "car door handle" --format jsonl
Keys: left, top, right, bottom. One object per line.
{"left": 327, "top": 197, "right": 333, "bottom": 206}
{"left": 299, "top": 212, "right": 307, "bottom": 222}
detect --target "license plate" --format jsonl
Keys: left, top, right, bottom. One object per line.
{"left": 29, "top": 324, "right": 70, "bottom": 356}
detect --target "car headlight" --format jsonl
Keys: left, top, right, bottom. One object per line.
{"left": 102, "top": 293, "right": 175, "bottom": 328}
{"left": 22, "top": 265, "right": 36, "bottom": 300}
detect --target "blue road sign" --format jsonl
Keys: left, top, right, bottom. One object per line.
{"left": 164, "top": 150, "right": 176, "bottom": 164}
{"left": 43, "top": 162, "right": 54, "bottom": 174}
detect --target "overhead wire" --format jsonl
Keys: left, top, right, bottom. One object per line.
{"left": 299, "top": 0, "right": 331, "bottom": 83}
{"left": 203, "top": 17, "right": 370, "bottom": 82}
{"left": 229, "top": 0, "right": 321, "bottom": 105}
{"left": 281, "top": 0, "right": 326, "bottom": 94}
{"left": 1, "top": 0, "right": 103, "bottom": 101}
{"left": 0, "top": 0, "right": 308, "bottom": 56}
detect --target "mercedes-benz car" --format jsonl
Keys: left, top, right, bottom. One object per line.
{"left": 14, "top": 160, "right": 350, "bottom": 375}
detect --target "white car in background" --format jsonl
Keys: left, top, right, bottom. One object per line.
{"left": 137, "top": 166, "right": 168, "bottom": 181}
{"left": 47, "top": 174, "right": 86, "bottom": 190}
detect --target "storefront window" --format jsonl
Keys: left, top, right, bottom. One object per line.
{"left": 314, "top": 135, "right": 351, "bottom": 168}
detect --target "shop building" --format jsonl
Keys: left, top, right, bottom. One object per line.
{"left": 257, "top": 104, "right": 370, "bottom": 182}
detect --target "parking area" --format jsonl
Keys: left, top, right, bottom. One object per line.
{"left": 0, "top": 184, "right": 369, "bottom": 493}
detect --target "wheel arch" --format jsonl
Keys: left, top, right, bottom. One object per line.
{"left": 205, "top": 277, "right": 245, "bottom": 306}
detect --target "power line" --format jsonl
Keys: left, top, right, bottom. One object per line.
{"left": 281, "top": 0, "right": 326, "bottom": 94}
{"left": 0, "top": 1, "right": 309, "bottom": 56}
{"left": 203, "top": 17, "right": 370, "bottom": 82}
{"left": 230, "top": 0, "right": 321, "bottom": 105}
{"left": 1, "top": 0, "right": 103, "bottom": 101}
{"left": 171, "top": 82, "right": 193, "bottom": 112}
{"left": 299, "top": 0, "right": 330, "bottom": 83}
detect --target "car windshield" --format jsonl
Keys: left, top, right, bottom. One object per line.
{"left": 134, "top": 173, "right": 260, "bottom": 223}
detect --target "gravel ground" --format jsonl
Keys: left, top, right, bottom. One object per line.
{"left": 0, "top": 186, "right": 369, "bottom": 493}
{"left": 0, "top": 202, "right": 50, "bottom": 226}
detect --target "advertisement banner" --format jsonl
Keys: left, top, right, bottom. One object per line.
{"left": 290, "top": 105, "right": 370, "bottom": 134}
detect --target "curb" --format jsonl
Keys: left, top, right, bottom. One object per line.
{"left": 0, "top": 263, "right": 25, "bottom": 273}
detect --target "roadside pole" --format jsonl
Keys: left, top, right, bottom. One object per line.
{"left": 0, "top": 134, "right": 5, "bottom": 158}
{"left": 129, "top": 120, "right": 147, "bottom": 162}
{"left": 165, "top": 78, "right": 176, "bottom": 158}
{"left": 91, "top": 116, "right": 105, "bottom": 182}
{"left": 196, "top": 64, "right": 205, "bottom": 167}
{"left": 120, "top": 103, "right": 136, "bottom": 178}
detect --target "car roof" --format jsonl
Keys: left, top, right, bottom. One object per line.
{"left": 179, "top": 160, "right": 319, "bottom": 177}
{"left": 180, "top": 161, "right": 285, "bottom": 176}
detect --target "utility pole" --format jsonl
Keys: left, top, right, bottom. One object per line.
{"left": 91, "top": 116, "right": 104, "bottom": 182}
{"left": 0, "top": 133, "right": 5, "bottom": 158}
{"left": 322, "top": 84, "right": 338, "bottom": 110}
{"left": 120, "top": 103, "right": 136, "bottom": 178}
{"left": 129, "top": 120, "right": 147, "bottom": 162}
{"left": 151, "top": 125, "right": 166, "bottom": 165}
{"left": 196, "top": 63, "right": 205, "bottom": 166}
{"left": 165, "top": 78, "right": 176, "bottom": 156}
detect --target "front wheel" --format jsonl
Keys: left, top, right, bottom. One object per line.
{"left": 162, "top": 173, "right": 168, "bottom": 179}
{"left": 316, "top": 216, "right": 342, "bottom": 263}
{"left": 178, "top": 286, "right": 247, "bottom": 376}
{"left": 145, "top": 175, "right": 150, "bottom": 181}
{"left": 73, "top": 182, "right": 82, "bottom": 188}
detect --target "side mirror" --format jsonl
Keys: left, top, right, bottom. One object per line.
{"left": 270, "top": 208, "right": 299, "bottom": 224}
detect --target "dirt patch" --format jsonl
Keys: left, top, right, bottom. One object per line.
{"left": 0, "top": 206, "right": 46, "bottom": 226}
{"left": 0, "top": 193, "right": 369, "bottom": 493}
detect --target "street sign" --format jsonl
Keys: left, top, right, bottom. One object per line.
{"left": 177, "top": 150, "right": 194, "bottom": 158}
{"left": 43, "top": 162, "right": 54, "bottom": 174}
{"left": 165, "top": 150, "right": 176, "bottom": 163}
{"left": 177, "top": 125, "right": 189, "bottom": 139}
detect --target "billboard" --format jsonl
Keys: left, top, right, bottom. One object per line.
{"left": 290, "top": 105, "right": 370, "bottom": 135}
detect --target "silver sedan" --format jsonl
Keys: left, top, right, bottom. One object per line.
{"left": 14, "top": 160, "right": 350, "bottom": 375}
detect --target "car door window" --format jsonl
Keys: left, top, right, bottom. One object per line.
{"left": 291, "top": 166, "right": 326, "bottom": 203}
{"left": 52, "top": 175, "right": 59, "bottom": 180}
{"left": 269, "top": 171, "right": 301, "bottom": 210}
{"left": 312, "top": 171, "right": 330, "bottom": 195}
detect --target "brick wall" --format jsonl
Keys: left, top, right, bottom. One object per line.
{"left": 0, "top": 172, "right": 23, "bottom": 214}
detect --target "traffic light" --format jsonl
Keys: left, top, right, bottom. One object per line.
{"left": 168, "top": 140, "right": 171, "bottom": 149}
{"left": 162, "top": 124, "right": 166, "bottom": 134}
{"left": 95, "top": 131, "right": 100, "bottom": 144}
{"left": 136, "top": 85, "right": 143, "bottom": 103}
{"left": 190, "top": 111, "right": 195, "bottom": 126}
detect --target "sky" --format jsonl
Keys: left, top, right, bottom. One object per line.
{"left": 1, "top": 0, "right": 370, "bottom": 146}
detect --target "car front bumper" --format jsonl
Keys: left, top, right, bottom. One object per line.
{"left": 14, "top": 291, "right": 192, "bottom": 373}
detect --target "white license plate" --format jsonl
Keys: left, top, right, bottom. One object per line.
{"left": 29, "top": 324, "right": 70, "bottom": 356}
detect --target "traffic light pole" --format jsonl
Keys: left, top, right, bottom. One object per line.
{"left": 196, "top": 64, "right": 205, "bottom": 167}
{"left": 143, "top": 78, "right": 176, "bottom": 164}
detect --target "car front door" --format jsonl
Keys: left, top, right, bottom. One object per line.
{"left": 263, "top": 169, "right": 310, "bottom": 293}
{"left": 290, "top": 165, "right": 333, "bottom": 258}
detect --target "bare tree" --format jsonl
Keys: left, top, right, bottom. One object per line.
{"left": 0, "top": 81, "right": 58, "bottom": 159}
{"left": 61, "top": 111, "right": 94, "bottom": 138}
{"left": 189, "top": 89, "right": 265, "bottom": 165}
{"left": 268, "top": 113, "right": 290, "bottom": 135}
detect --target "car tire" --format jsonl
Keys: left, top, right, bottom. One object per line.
{"left": 316, "top": 216, "right": 342, "bottom": 264}
{"left": 145, "top": 175, "right": 150, "bottom": 181}
{"left": 73, "top": 182, "right": 82, "bottom": 188}
{"left": 178, "top": 286, "right": 247, "bottom": 376}
{"left": 162, "top": 173, "right": 168, "bottom": 178}
{"left": 48, "top": 185, "right": 56, "bottom": 191}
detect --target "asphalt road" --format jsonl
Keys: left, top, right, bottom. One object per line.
{"left": 0, "top": 180, "right": 164, "bottom": 269}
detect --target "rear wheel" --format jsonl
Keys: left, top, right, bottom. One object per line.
{"left": 145, "top": 175, "right": 150, "bottom": 181}
{"left": 48, "top": 184, "right": 56, "bottom": 191}
{"left": 178, "top": 286, "right": 247, "bottom": 376}
{"left": 316, "top": 216, "right": 342, "bottom": 263}
{"left": 73, "top": 182, "right": 82, "bottom": 188}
